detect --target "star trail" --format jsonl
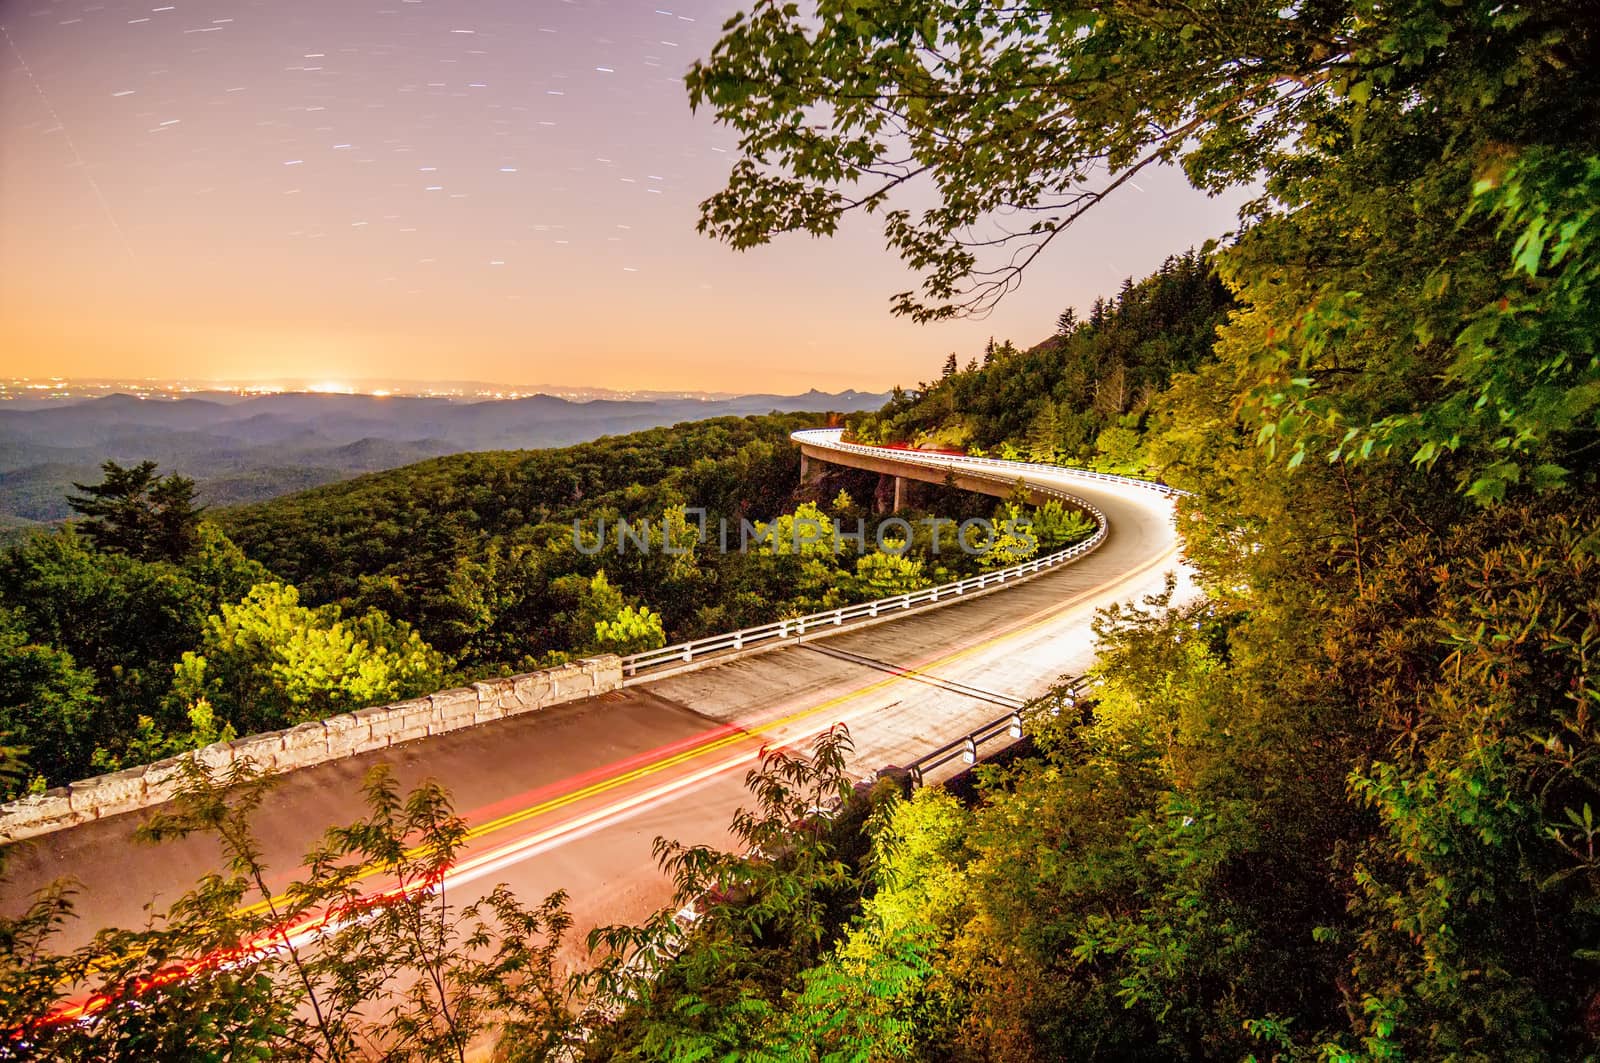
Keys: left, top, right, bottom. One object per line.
{"left": 0, "top": 0, "right": 1243, "bottom": 392}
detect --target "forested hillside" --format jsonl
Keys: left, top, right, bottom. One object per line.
{"left": 848, "top": 249, "right": 1232, "bottom": 472}
{"left": 0, "top": 413, "right": 1080, "bottom": 793}
{"left": 217, "top": 412, "right": 1077, "bottom": 675}
{"left": 218, "top": 414, "right": 810, "bottom": 660}
{"left": 0, "top": 388, "right": 889, "bottom": 524}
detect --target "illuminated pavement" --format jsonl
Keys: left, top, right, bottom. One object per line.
{"left": 0, "top": 442, "right": 1195, "bottom": 967}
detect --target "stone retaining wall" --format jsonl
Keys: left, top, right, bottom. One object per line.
{"left": 0, "top": 655, "right": 623, "bottom": 845}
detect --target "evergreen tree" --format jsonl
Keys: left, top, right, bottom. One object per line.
{"left": 68, "top": 460, "right": 204, "bottom": 563}
{"left": 1026, "top": 403, "right": 1062, "bottom": 463}
{"left": 1088, "top": 297, "right": 1108, "bottom": 328}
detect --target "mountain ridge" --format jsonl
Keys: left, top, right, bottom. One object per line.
{"left": 0, "top": 388, "right": 887, "bottom": 524}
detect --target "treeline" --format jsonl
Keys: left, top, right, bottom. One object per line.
{"left": 847, "top": 249, "right": 1232, "bottom": 472}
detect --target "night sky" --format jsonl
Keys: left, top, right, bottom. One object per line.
{"left": 1, "top": 0, "right": 1244, "bottom": 393}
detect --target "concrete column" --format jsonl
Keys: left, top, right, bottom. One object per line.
{"left": 800, "top": 452, "right": 824, "bottom": 484}
{"left": 873, "top": 474, "right": 892, "bottom": 514}
{"left": 893, "top": 475, "right": 907, "bottom": 512}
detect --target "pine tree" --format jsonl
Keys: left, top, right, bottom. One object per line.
{"left": 68, "top": 460, "right": 204, "bottom": 563}
{"left": 1026, "top": 403, "right": 1062, "bottom": 463}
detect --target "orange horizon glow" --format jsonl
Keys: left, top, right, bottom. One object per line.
{"left": 0, "top": 0, "right": 1248, "bottom": 393}
{"left": 0, "top": 0, "right": 1244, "bottom": 395}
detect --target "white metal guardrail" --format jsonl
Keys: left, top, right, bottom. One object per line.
{"left": 618, "top": 429, "right": 1181, "bottom": 681}
{"left": 789, "top": 427, "right": 1184, "bottom": 497}
{"left": 898, "top": 678, "right": 1088, "bottom": 787}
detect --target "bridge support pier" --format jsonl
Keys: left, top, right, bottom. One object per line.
{"left": 893, "top": 475, "right": 907, "bottom": 512}
{"left": 800, "top": 452, "right": 824, "bottom": 484}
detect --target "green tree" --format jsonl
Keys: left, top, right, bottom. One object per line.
{"left": 1330, "top": 505, "right": 1600, "bottom": 1058}
{"left": 842, "top": 550, "right": 927, "bottom": 600}
{"left": 977, "top": 501, "right": 1040, "bottom": 569}
{"left": 544, "top": 570, "right": 662, "bottom": 660}
{"left": 68, "top": 460, "right": 204, "bottom": 562}
{"left": 0, "top": 522, "right": 269, "bottom": 783}
{"left": 1025, "top": 402, "right": 1062, "bottom": 464}
{"left": 759, "top": 787, "right": 972, "bottom": 1061}
{"left": 1245, "top": 150, "right": 1600, "bottom": 503}
{"left": 1, "top": 760, "right": 577, "bottom": 1059}
{"left": 1030, "top": 499, "right": 1097, "bottom": 551}
{"left": 593, "top": 603, "right": 667, "bottom": 657}
{"left": 584, "top": 725, "right": 877, "bottom": 1060}
{"left": 170, "top": 581, "right": 446, "bottom": 735}
{"left": 1094, "top": 424, "right": 1145, "bottom": 473}
{"left": 0, "top": 607, "right": 99, "bottom": 795}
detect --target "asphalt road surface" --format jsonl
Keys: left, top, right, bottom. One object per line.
{"left": 0, "top": 440, "right": 1196, "bottom": 974}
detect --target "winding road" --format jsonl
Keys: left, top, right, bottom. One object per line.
{"left": 0, "top": 430, "right": 1196, "bottom": 968}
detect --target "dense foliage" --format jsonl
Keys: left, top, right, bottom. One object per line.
{"left": 0, "top": 416, "right": 1074, "bottom": 791}
{"left": 0, "top": 517, "right": 271, "bottom": 787}
{"left": 218, "top": 413, "right": 1076, "bottom": 675}
{"left": 576, "top": 0, "right": 1598, "bottom": 1058}
{"left": 218, "top": 414, "right": 813, "bottom": 671}
{"left": 5, "top": 0, "right": 1598, "bottom": 1056}
{"left": 0, "top": 760, "right": 578, "bottom": 1061}
{"left": 847, "top": 250, "right": 1232, "bottom": 472}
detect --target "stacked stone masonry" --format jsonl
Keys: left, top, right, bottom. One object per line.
{"left": 0, "top": 655, "right": 623, "bottom": 845}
